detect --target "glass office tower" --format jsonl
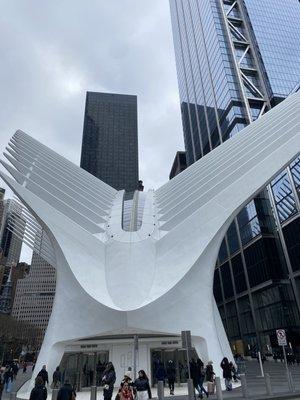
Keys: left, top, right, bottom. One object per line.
{"left": 80, "top": 92, "right": 139, "bottom": 193}
{"left": 169, "top": 0, "right": 300, "bottom": 355}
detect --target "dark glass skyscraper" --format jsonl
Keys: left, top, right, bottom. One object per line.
{"left": 170, "top": 0, "right": 300, "bottom": 355}
{"left": 80, "top": 91, "right": 139, "bottom": 193}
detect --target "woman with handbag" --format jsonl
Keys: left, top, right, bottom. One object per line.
{"left": 102, "top": 362, "right": 116, "bottom": 400}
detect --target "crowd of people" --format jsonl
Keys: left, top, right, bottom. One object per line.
{"left": 0, "top": 361, "right": 21, "bottom": 398}
{"left": 25, "top": 362, "right": 152, "bottom": 400}
{"left": 153, "top": 357, "right": 239, "bottom": 396}
{"left": 0, "top": 356, "right": 241, "bottom": 400}
{"left": 101, "top": 363, "right": 152, "bottom": 400}
{"left": 153, "top": 358, "right": 216, "bottom": 398}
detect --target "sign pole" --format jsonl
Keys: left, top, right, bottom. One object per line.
{"left": 258, "top": 351, "right": 264, "bottom": 377}
{"left": 186, "top": 340, "right": 191, "bottom": 380}
{"left": 282, "top": 345, "right": 293, "bottom": 391}
{"left": 181, "top": 331, "right": 192, "bottom": 379}
{"left": 133, "top": 335, "right": 138, "bottom": 380}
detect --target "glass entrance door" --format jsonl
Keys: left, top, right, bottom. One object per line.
{"left": 151, "top": 348, "right": 198, "bottom": 386}
{"left": 60, "top": 351, "right": 109, "bottom": 389}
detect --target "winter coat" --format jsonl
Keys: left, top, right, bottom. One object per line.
{"left": 220, "top": 361, "right": 232, "bottom": 379}
{"left": 37, "top": 369, "right": 49, "bottom": 384}
{"left": 119, "top": 387, "right": 134, "bottom": 400}
{"left": 155, "top": 366, "right": 166, "bottom": 381}
{"left": 205, "top": 365, "right": 215, "bottom": 382}
{"left": 134, "top": 378, "right": 151, "bottom": 399}
{"left": 102, "top": 368, "right": 116, "bottom": 398}
{"left": 57, "top": 384, "right": 74, "bottom": 400}
{"left": 53, "top": 370, "right": 62, "bottom": 383}
{"left": 190, "top": 362, "right": 201, "bottom": 385}
{"left": 166, "top": 365, "right": 176, "bottom": 381}
{"left": 29, "top": 384, "right": 47, "bottom": 400}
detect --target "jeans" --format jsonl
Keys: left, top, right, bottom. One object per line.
{"left": 196, "top": 378, "right": 208, "bottom": 396}
{"left": 225, "top": 378, "right": 232, "bottom": 391}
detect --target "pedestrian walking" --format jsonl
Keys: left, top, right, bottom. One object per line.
{"left": 119, "top": 382, "right": 134, "bottom": 400}
{"left": 57, "top": 379, "right": 76, "bottom": 400}
{"left": 23, "top": 362, "right": 28, "bottom": 374}
{"left": 166, "top": 360, "right": 176, "bottom": 395}
{"left": 3, "top": 365, "right": 13, "bottom": 393}
{"left": 205, "top": 361, "right": 215, "bottom": 395}
{"left": 155, "top": 362, "right": 166, "bottom": 384}
{"left": 101, "top": 362, "right": 116, "bottom": 400}
{"left": 29, "top": 376, "right": 47, "bottom": 400}
{"left": 220, "top": 358, "right": 232, "bottom": 391}
{"left": 195, "top": 359, "right": 208, "bottom": 399}
{"left": 37, "top": 365, "right": 49, "bottom": 386}
{"left": 229, "top": 362, "right": 239, "bottom": 382}
{"left": 12, "top": 361, "right": 19, "bottom": 380}
{"left": 134, "top": 370, "right": 152, "bottom": 400}
{"left": 52, "top": 366, "right": 62, "bottom": 389}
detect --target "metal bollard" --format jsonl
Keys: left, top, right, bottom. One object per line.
{"left": 157, "top": 381, "right": 164, "bottom": 400}
{"left": 9, "top": 392, "right": 17, "bottom": 400}
{"left": 52, "top": 388, "right": 59, "bottom": 400}
{"left": 90, "top": 386, "right": 97, "bottom": 400}
{"left": 187, "top": 378, "right": 194, "bottom": 400}
{"left": 264, "top": 373, "right": 273, "bottom": 396}
{"left": 215, "top": 377, "right": 223, "bottom": 400}
{"left": 240, "top": 374, "right": 249, "bottom": 398}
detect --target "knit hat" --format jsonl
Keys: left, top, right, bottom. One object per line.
{"left": 124, "top": 370, "right": 133, "bottom": 379}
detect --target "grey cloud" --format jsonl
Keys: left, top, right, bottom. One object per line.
{"left": 0, "top": 0, "right": 184, "bottom": 194}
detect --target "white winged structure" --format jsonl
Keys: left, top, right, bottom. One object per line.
{"left": 0, "top": 92, "right": 300, "bottom": 395}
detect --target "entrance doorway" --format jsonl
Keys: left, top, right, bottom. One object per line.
{"left": 60, "top": 351, "right": 109, "bottom": 389}
{"left": 151, "top": 348, "right": 198, "bottom": 386}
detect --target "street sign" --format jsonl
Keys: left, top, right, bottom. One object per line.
{"left": 276, "top": 329, "right": 287, "bottom": 346}
{"left": 181, "top": 330, "right": 192, "bottom": 349}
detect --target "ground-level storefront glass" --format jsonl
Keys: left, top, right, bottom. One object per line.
{"left": 59, "top": 336, "right": 198, "bottom": 389}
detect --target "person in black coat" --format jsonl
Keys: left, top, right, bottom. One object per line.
{"left": 101, "top": 362, "right": 116, "bottom": 400}
{"left": 134, "top": 370, "right": 152, "bottom": 400}
{"left": 196, "top": 359, "right": 208, "bottom": 398}
{"left": 52, "top": 366, "right": 62, "bottom": 388}
{"left": 190, "top": 360, "right": 198, "bottom": 388}
{"left": 166, "top": 361, "right": 176, "bottom": 395}
{"left": 57, "top": 380, "right": 75, "bottom": 400}
{"left": 37, "top": 365, "right": 49, "bottom": 386}
{"left": 29, "top": 377, "right": 47, "bottom": 400}
{"left": 220, "top": 358, "right": 232, "bottom": 391}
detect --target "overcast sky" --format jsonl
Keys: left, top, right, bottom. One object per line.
{"left": 0, "top": 1, "right": 184, "bottom": 262}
